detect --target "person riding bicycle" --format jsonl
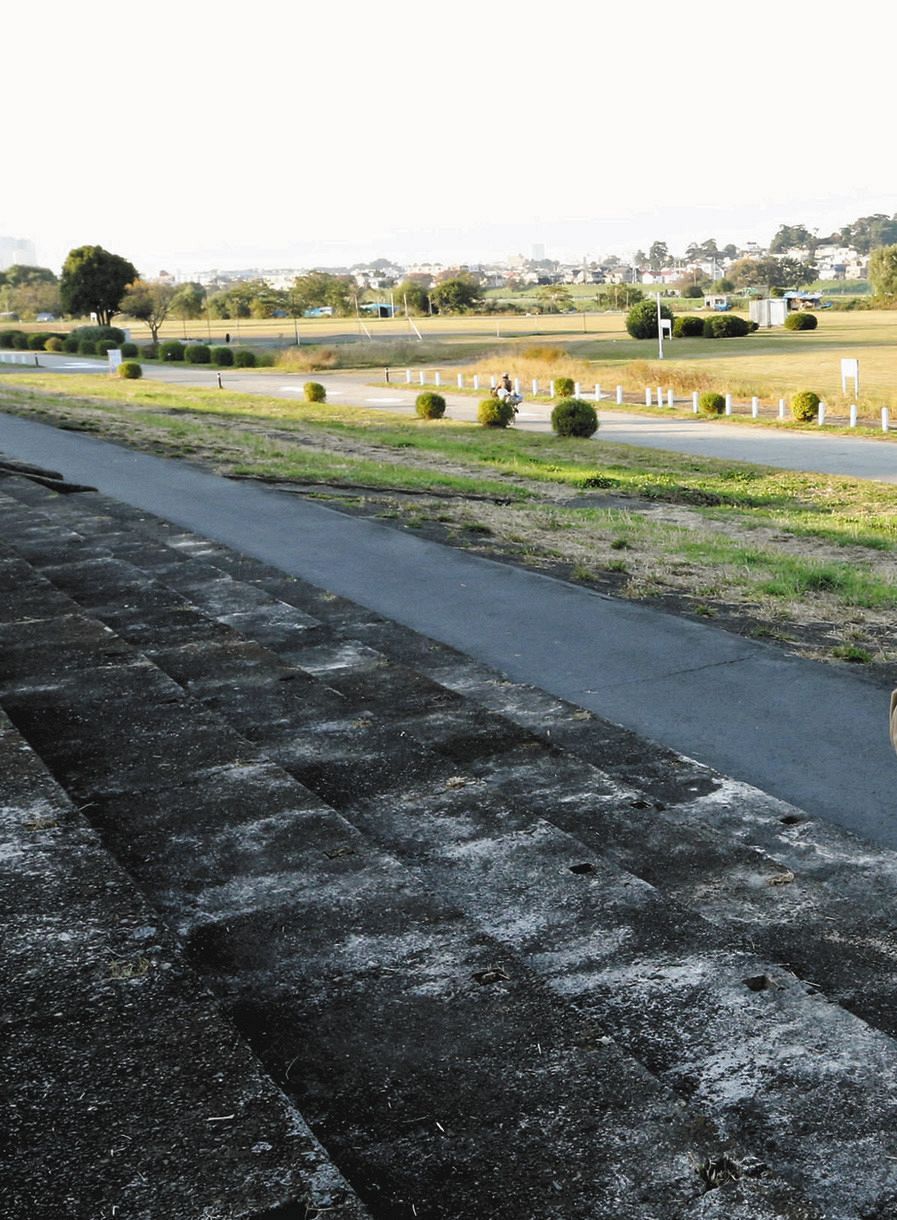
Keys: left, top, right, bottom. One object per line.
{"left": 493, "top": 372, "right": 521, "bottom": 411}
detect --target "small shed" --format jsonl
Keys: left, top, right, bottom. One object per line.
{"left": 750, "top": 298, "right": 789, "bottom": 327}
{"left": 703, "top": 294, "right": 730, "bottom": 311}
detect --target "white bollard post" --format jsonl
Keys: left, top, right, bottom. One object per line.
{"left": 616, "top": 385, "right": 623, "bottom": 405}
{"left": 532, "top": 379, "right": 539, "bottom": 397}
{"left": 818, "top": 401, "right": 826, "bottom": 425}
{"left": 883, "top": 407, "right": 890, "bottom": 433}
{"left": 692, "top": 391, "right": 699, "bottom": 414}
{"left": 549, "top": 380, "right": 555, "bottom": 398}
{"left": 778, "top": 398, "right": 786, "bottom": 419}
{"left": 667, "top": 389, "right": 674, "bottom": 408}
{"left": 725, "top": 394, "right": 732, "bottom": 416}
{"left": 490, "top": 375, "right": 497, "bottom": 389}
{"left": 751, "top": 396, "right": 759, "bottom": 418}
{"left": 457, "top": 372, "right": 463, "bottom": 388}
{"left": 595, "top": 383, "right": 601, "bottom": 400}
{"left": 434, "top": 371, "right": 441, "bottom": 387}
{"left": 473, "top": 375, "right": 480, "bottom": 391}
{"left": 574, "top": 382, "right": 581, "bottom": 397}
{"left": 419, "top": 370, "right": 425, "bottom": 385}
{"left": 850, "top": 404, "right": 857, "bottom": 428}
{"left": 405, "top": 369, "right": 412, "bottom": 384}
{"left": 656, "top": 385, "right": 663, "bottom": 406}
{"left": 514, "top": 377, "right": 521, "bottom": 395}
{"left": 645, "top": 387, "right": 652, "bottom": 406}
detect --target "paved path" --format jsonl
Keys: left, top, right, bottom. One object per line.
{"left": 12, "top": 353, "right": 897, "bottom": 482}
{"left": 1, "top": 409, "right": 895, "bottom": 849}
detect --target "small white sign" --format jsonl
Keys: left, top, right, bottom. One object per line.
{"left": 840, "top": 358, "right": 859, "bottom": 395}
{"left": 107, "top": 348, "right": 123, "bottom": 371}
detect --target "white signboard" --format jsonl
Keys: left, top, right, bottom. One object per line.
{"left": 107, "top": 348, "right": 123, "bottom": 371}
{"left": 840, "top": 358, "right": 859, "bottom": 395}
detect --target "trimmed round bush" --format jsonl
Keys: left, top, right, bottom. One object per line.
{"left": 304, "top": 380, "right": 326, "bottom": 402}
{"left": 703, "top": 314, "right": 751, "bottom": 338}
{"left": 415, "top": 391, "right": 446, "bottom": 419}
{"left": 626, "top": 298, "right": 674, "bottom": 339}
{"left": 141, "top": 344, "right": 158, "bottom": 359}
{"left": 234, "top": 349, "right": 256, "bottom": 368}
{"left": 784, "top": 311, "right": 818, "bottom": 331}
{"left": 11, "top": 332, "right": 30, "bottom": 349}
{"left": 673, "top": 315, "right": 704, "bottom": 338}
{"left": 71, "top": 325, "right": 125, "bottom": 345}
{"left": 118, "top": 360, "right": 143, "bottom": 379}
{"left": 554, "top": 376, "right": 575, "bottom": 398}
{"left": 0, "top": 331, "right": 20, "bottom": 349}
{"left": 26, "top": 333, "right": 50, "bottom": 350}
{"left": 185, "top": 343, "right": 211, "bottom": 364}
{"left": 478, "top": 397, "right": 515, "bottom": 428}
{"left": 791, "top": 390, "right": 820, "bottom": 422}
{"left": 551, "top": 397, "right": 599, "bottom": 438}
{"left": 211, "top": 346, "right": 234, "bottom": 366}
{"left": 159, "top": 341, "right": 185, "bottom": 362}
{"left": 698, "top": 392, "right": 726, "bottom": 416}
{"left": 78, "top": 339, "right": 97, "bottom": 355}
{"left": 120, "top": 342, "right": 138, "bottom": 358}
{"left": 96, "top": 340, "right": 117, "bottom": 356}
{"left": 45, "top": 337, "right": 64, "bottom": 352}
{"left": 62, "top": 336, "right": 80, "bottom": 353}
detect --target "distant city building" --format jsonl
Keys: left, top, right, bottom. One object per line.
{"left": 0, "top": 235, "right": 36, "bottom": 270}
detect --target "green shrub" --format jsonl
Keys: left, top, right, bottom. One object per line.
{"left": 682, "top": 284, "right": 704, "bottom": 299}
{"left": 159, "top": 341, "right": 185, "bottom": 362}
{"left": 478, "top": 397, "right": 515, "bottom": 428}
{"left": 141, "top": 344, "right": 158, "bottom": 360}
{"left": 554, "top": 376, "right": 575, "bottom": 398}
{"left": 185, "top": 343, "right": 211, "bottom": 364}
{"left": 26, "top": 333, "right": 53, "bottom": 350}
{"left": 96, "top": 339, "right": 117, "bottom": 356}
{"left": 415, "top": 391, "right": 446, "bottom": 419}
{"left": 304, "top": 380, "right": 326, "bottom": 402}
{"left": 62, "top": 336, "right": 80, "bottom": 353}
{"left": 698, "top": 392, "right": 726, "bottom": 416}
{"left": 234, "top": 349, "right": 256, "bottom": 367}
{"left": 791, "top": 390, "right": 820, "bottom": 422}
{"left": 784, "top": 310, "right": 818, "bottom": 331}
{"left": 0, "top": 331, "right": 22, "bottom": 349}
{"left": 45, "top": 337, "right": 64, "bottom": 352}
{"left": 71, "top": 324, "right": 125, "bottom": 345}
{"left": 626, "top": 298, "right": 673, "bottom": 339}
{"left": 551, "top": 397, "right": 599, "bottom": 437}
{"left": 78, "top": 339, "right": 97, "bottom": 355}
{"left": 118, "top": 360, "right": 143, "bottom": 379}
{"left": 673, "top": 315, "right": 705, "bottom": 338}
{"left": 120, "top": 341, "right": 138, "bottom": 358}
{"left": 11, "top": 332, "right": 30, "bottom": 349}
{"left": 702, "top": 314, "right": 750, "bottom": 338}
{"left": 211, "top": 346, "right": 234, "bottom": 366}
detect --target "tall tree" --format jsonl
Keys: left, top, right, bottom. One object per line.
{"left": 60, "top": 245, "right": 137, "bottom": 325}
{"left": 119, "top": 279, "right": 177, "bottom": 344}
{"left": 770, "top": 224, "right": 814, "bottom": 254}
{"left": 288, "top": 272, "right": 353, "bottom": 316}
{"left": 868, "top": 245, "right": 897, "bottom": 296}
{"left": 429, "top": 275, "right": 481, "bottom": 314}
{"left": 648, "top": 241, "right": 671, "bottom": 271}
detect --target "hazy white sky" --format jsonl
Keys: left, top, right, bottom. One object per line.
{"left": 7, "top": 0, "right": 896, "bottom": 275}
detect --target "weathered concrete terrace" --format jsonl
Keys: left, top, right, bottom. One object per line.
{"left": 5, "top": 460, "right": 897, "bottom": 1219}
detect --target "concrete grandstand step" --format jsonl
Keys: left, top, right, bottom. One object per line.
{"left": 0, "top": 706, "right": 369, "bottom": 1220}
{"left": 0, "top": 479, "right": 835, "bottom": 1218}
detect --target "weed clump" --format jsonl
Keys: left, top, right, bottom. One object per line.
{"left": 553, "top": 376, "right": 575, "bottom": 398}
{"left": 304, "top": 381, "right": 326, "bottom": 402}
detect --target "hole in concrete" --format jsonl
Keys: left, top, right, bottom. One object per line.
{"left": 779, "top": 814, "right": 803, "bottom": 826}
{"left": 629, "top": 799, "right": 651, "bottom": 810}
{"left": 743, "top": 974, "right": 774, "bottom": 992}
{"left": 569, "top": 862, "right": 596, "bottom": 875}
{"left": 695, "top": 1154, "right": 741, "bottom": 1192}
{"left": 472, "top": 968, "right": 510, "bottom": 986}
{"left": 325, "top": 845, "right": 356, "bottom": 860}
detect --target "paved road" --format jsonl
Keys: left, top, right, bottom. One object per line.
{"left": 9, "top": 352, "right": 897, "bottom": 483}
{"left": 1, "top": 409, "right": 895, "bottom": 850}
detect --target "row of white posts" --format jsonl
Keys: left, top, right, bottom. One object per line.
{"left": 0, "top": 352, "right": 40, "bottom": 365}
{"left": 402, "top": 369, "right": 891, "bottom": 432}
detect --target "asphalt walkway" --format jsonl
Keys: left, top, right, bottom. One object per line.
{"left": 1, "top": 409, "right": 894, "bottom": 847}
